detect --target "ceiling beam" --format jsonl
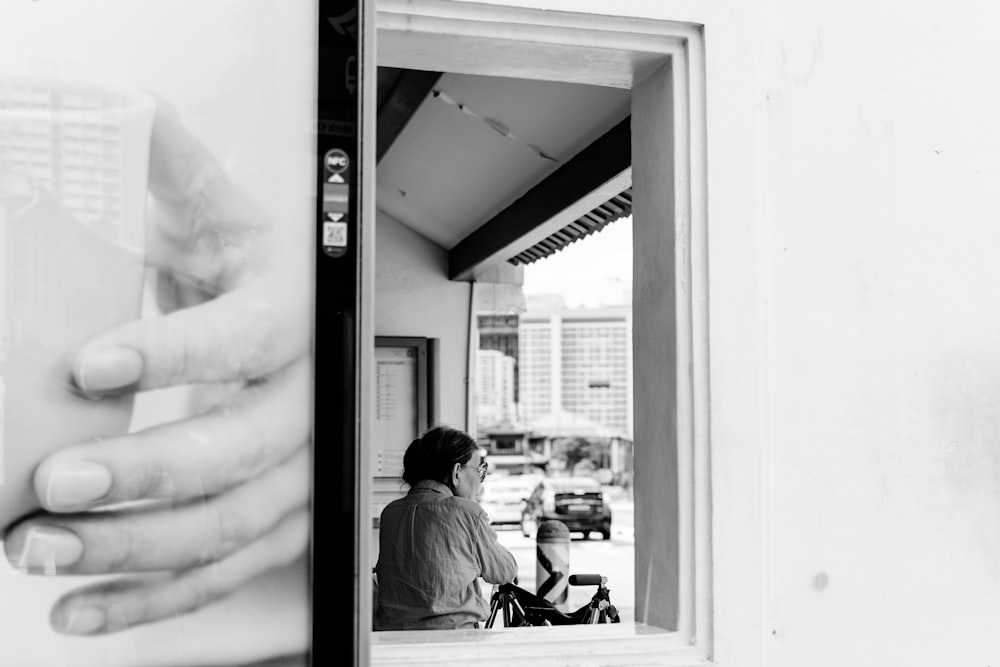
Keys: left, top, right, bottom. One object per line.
{"left": 448, "top": 116, "right": 632, "bottom": 281}
{"left": 376, "top": 69, "right": 443, "bottom": 163}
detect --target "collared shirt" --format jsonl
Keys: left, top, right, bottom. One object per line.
{"left": 374, "top": 480, "right": 518, "bottom": 631}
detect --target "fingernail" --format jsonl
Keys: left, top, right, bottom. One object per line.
{"left": 105, "top": 604, "right": 132, "bottom": 633}
{"left": 15, "top": 526, "right": 84, "bottom": 570}
{"left": 75, "top": 346, "right": 143, "bottom": 393}
{"left": 46, "top": 461, "right": 113, "bottom": 510}
{"left": 61, "top": 607, "right": 106, "bottom": 635}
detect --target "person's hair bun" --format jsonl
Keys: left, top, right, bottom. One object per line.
{"left": 401, "top": 426, "right": 476, "bottom": 487}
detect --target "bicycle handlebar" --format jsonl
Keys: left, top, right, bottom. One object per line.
{"left": 568, "top": 573, "right": 605, "bottom": 586}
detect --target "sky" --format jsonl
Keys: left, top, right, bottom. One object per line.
{"left": 522, "top": 216, "right": 632, "bottom": 308}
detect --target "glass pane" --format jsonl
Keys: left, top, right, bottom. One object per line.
{"left": 1, "top": 3, "right": 316, "bottom": 665}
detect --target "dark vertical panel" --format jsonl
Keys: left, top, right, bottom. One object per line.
{"left": 314, "top": 0, "right": 365, "bottom": 663}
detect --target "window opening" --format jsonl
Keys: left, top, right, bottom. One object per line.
{"left": 369, "top": 4, "right": 712, "bottom": 663}
{"left": 474, "top": 216, "right": 634, "bottom": 620}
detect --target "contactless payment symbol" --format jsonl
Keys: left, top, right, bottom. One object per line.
{"left": 324, "top": 148, "right": 349, "bottom": 183}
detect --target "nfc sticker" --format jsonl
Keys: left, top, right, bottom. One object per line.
{"left": 324, "top": 148, "right": 349, "bottom": 183}
{"left": 321, "top": 148, "right": 350, "bottom": 258}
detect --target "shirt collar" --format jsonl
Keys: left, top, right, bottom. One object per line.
{"left": 411, "top": 479, "right": 454, "bottom": 496}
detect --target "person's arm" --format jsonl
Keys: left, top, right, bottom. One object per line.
{"left": 472, "top": 512, "right": 518, "bottom": 585}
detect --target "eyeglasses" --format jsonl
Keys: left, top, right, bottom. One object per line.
{"left": 463, "top": 460, "right": 488, "bottom": 482}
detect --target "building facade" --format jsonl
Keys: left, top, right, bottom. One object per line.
{"left": 474, "top": 347, "right": 517, "bottom": 431}
{"left": 0, "top": 82, "right": 138, "bottom": 246}
{"left": 518, "top": 301, "right": 633, "bottom": 439}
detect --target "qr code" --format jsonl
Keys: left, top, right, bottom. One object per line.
{"left": 323, "top": 221, "right": 348, "bottom": 247}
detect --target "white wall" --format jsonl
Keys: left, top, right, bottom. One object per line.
{"left": 758, "top": 1, "right": 1000, "bottom": 664}
{"left": 375, "top": 210, "right": 473, "bottom": 431}
{"left": 444, "top": 1, "right": 1000, "bottom": 664}
{"left": 369, "top": 211, "right": 473, "bottom": 568}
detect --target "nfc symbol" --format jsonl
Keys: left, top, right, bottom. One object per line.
{"left": 324, "top": 149, "right": 349, "bottom": 183}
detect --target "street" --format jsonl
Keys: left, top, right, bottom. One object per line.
{"left": 491, "top": 492, "right": 635, "bottom": 623}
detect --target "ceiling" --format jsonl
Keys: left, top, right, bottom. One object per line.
{"left": 375, "top": 67, "right": 633, "bottom": 281}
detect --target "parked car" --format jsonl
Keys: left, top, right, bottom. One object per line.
{"left": 520, "top": 476, "right": 612, "bottom": 540}
{"left": 479, "top": 474, "right": 543, "bottom": 528}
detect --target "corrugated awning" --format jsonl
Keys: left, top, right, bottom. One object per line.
{"left": 506, "top": 187, "right": 632, "bottom": 266}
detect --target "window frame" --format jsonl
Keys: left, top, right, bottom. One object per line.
{"left": 359, "top": 1, "right": 719, "bottom": 664}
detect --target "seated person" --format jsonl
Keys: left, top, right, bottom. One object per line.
{"left": 374, "top": 426, "right": 517, "bottom": 630}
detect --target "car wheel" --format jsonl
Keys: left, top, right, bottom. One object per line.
{"left": 600, "top": 529, "right": 611, "bottom": 540}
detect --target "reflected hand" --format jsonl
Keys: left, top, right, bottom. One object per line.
{"left": 3, "top": 96, "right": 314, "bottom": 636}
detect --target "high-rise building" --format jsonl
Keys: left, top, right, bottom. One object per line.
{"left": 477, "top": 313, "right": 520, "bottom": 402}
{"left": 518, "top": 301, "right": 633, "bottom": 438}
{"left": 0, "top": 83, "right": 136, "bottom": 246}
{"left": 2, "top": 82, "right": 144, "bottom": 354}
{"left": 474, "top": 348, "right": 517, "bottom": 432}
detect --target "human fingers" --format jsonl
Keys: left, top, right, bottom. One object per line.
{"left": 145, "top": 94, "right": 272, "bottom": 257}
{"left": 71, "top": 273, "right": 312, "bottom": 396}
{"left": 34, "top": 359, "right": 310, "bottom": 513}
{"left": 5, "top": 447, "right": 310, "bottom": 575}
{"left": 142, "top": 94, "right": 312, "bottom": 320}
{"left": 49, "top": 510, "right": 310, "bottom": 635}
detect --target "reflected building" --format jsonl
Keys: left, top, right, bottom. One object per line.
{"left": 1, "top": 82, "right": 140, "bottom": 355}
{"left": 0, "top": 83, "right": 133, "bottom": 245}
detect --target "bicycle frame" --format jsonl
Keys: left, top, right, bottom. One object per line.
{"left": 484, "top": 575, "right": 620, "bottom": 628}
{"left": 485, "top": 584, "right": 533, "bottom": 628}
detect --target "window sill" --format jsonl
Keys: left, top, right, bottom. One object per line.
{"left": 370, "top": 622, "right": 708, "bottom": 666}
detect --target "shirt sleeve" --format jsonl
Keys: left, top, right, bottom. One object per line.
{"left": 472, "top": 510, "right": 518, "bottom": 584}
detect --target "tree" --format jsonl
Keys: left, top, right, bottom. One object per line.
{"left": 558, "top": 437, "right": 601, "bottom": 472}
